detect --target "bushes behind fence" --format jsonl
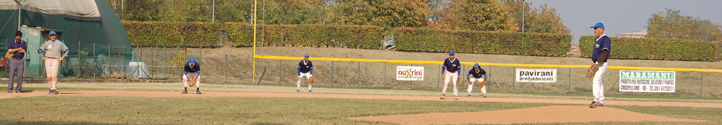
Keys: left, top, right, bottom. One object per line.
{"left": 122, "top": 21, "right": 221, "bottom": 47}
{"left": 579, "top": 36, "right": 717, "bottom": 61}
{"left": 393, "top": 27, "right": 572, "bottom": 56}
{"left": 226, "top": 23, "right": 384, "bottom": 49}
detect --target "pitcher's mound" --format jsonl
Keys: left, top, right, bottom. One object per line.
{"left": 349, "top": 106, "right": 706, "bottom": 124}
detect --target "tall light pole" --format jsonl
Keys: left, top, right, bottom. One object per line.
{"left": 212, "top": 0, "right": 215, "bottom": 22}
{"left": 521, "top": 0, "right": 525, "bottom": 32}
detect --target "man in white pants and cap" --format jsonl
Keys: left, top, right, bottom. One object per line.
{"left": 441, "top": 51, "right": 461, "bottom": 100}
{"left": 466, "top": 63, "right": 488, "bottom": 98}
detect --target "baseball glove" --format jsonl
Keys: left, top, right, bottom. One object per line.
{"left": 189, "top": 77, "right": 197, "bottom": 87}
{"left": 5, "top": 52, "right": 13, "bottom": 59}
{"left": 478, "top": 81, "right": 486, "bottom": 87}
{"left": 586, "top": 64, "right": 600, "bottom": 78}
{"left": 308, "top": 77, "right": 314, "bottom": 83}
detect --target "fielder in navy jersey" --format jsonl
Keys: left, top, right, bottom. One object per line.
{"left": 297, "top": 54, "right": 313, "bottom": 92}
{"left": 441, "top": 51, "right": 461, "bottom": 100}
{"left": 466, "top": 63, "right": 487, "bottom": 97}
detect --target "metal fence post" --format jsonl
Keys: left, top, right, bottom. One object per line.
{"left": 357, "top": 62, "right": 360, "bottom": 88}
{"left": 225, "top": 55, "right": 228, "bottom": 84}
{"left": 438, "top": 64, "right": 440, "bottom": 89}
{"left": 279, "top": 60, "right": 281, "bottom": 85}
{"left": 512, "top": 67, "right": 516, "bottom": 92}
{"left": 78, "top": 41, "right": 81, "bottom": 77}
{"left": 700, "top": 72, "right": 703, "bottom": 97}
{"left": 331, "top": 61, "right": 334, "bottom": 87}
{"left": 108, "top": 43, "right": 111, "bottom": 77}
{"left": 122, "top": 45, "right": 125, "bottom": 78}
{"left": 163, "top": 47, "right": 166, "bottom": 78}
{"left": 569, "top": 68, "right": 571, "bottom": 93}
{"left": 384, "top": 62, "right": 386, "bottom": 89}
{"left": 92, "top": 43, "right": 95, "bottom": 77}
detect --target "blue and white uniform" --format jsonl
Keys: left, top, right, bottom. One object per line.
{"left": 466, "top": 64, "right": 487, "bottom": 95}
{"left": 590, "top": 22, "right": 611, "bottom": 105}
{"left": 441, "top": 51, "right": 461, "bottom": 97}
{"left": 183, "top": 58, "right": 201, "bottom": 88}
{"left": 297, "top": 55, "right": 314, "bottom": 91}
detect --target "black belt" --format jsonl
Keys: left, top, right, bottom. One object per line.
{"left": 12, "top": 57, "right": 22, "bottom": 60}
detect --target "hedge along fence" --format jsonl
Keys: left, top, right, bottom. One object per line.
{"left": 579, "top": 36, "right": 717, "bottom": 61}
{"left": 122, "top": 21, "right": 221, "bottom": 47}
{"left": 226, "top": 23, "right": 384, "bottom": 49}
{"left": 393, "top": 27, "right": 572, "bottom": 56}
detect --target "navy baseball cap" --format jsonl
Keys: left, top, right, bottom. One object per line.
{"left": 49, "top": 30, "right": 57, "bottom": 35}
{"left": 189, "top": 58, "right": 196, "bottom": 64}
{"left": 590, "top": 22, "right": 604, "bottom": 29}
{"left": 449, "top": 51, "right": 455, "bottom": 55}
{"left": 474, "top": 63, "right": 480, "bottom": 68}
{"left": 304, "top": 54, "right": 309, "bottom": 58}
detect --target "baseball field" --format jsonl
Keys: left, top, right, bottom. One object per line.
{"left": 1, "top": 82, "right": 721, "bottom": 125}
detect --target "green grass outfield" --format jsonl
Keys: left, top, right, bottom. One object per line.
{"left": 0, "top": 83, "right": 720, "bottom": 125}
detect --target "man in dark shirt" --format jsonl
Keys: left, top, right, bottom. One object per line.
{"left": 466, "top": 63, "right": 487, "bottom": 97}
{"left": 297, "top": 54, "right": 313, "bottom": 92}
{"left": 441, "top": 51, "right": 461, "bottom": 100}
{"left": 589, "top": 22, "right": 611, "bottom": 108}
{"left": 183, "top": 58, "right": 201, "bottom": 94}
{"left": 7, "top": 31, "right": 27, "bottom": 93}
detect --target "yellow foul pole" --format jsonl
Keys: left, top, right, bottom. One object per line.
{"left": 252, "top": 0, "right": 257, "bottom": 84}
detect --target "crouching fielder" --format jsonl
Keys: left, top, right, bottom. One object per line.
{"left": 466, "top": 63, "right": 487, "bottom": 98}
{"left": 297, "top": 54, "right": 313, "bottom": 92}
{"left": 182, "top": 58, "right": 201, "bottom": 94}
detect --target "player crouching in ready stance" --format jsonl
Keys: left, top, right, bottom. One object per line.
{"left": 297, "top": 54, "right": 314, "bottom": 92}
{"left": 466, "top": 63, "right": 488, "bottom": 98}
{"left": 182, "top": 58, "right": 201, "bottom": 94}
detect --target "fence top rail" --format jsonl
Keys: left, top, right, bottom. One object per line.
{"left": 254, "top": 55, "right": 722, "bottom": 73}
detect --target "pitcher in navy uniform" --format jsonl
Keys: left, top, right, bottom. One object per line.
{"left": 441, "top": 51, "right": 461, "bottom": 100}
{"left": 589, "top": 22, "right": 611, "bottom": 108}
{"left": 297, "top": 54, "right": 313, "bottom": 92}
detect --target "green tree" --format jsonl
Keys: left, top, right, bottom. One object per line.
{"left": 501, "top": 0, "right": 570, "bottom": 34}
{"left": 337, "top": 0, "right": 428, "bottom": 29}
{"left": 646, "top": 8, "right": 722, "bottom": 41}
{"left": 460, "top": 0, "right": 518, "bottom": 31}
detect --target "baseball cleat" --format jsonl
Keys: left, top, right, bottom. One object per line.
{"left": 454, "top": 96, "right": 458, "bottom": 100}
{"left": 467, "top": 94, "right": 471, "bottom": 97}
{"left": 196, "top": 89, "right": 202, "bottom": 94}
{"left": 597, "top": 102, "right": 604, "bottom": 107}
{"left": 309, "top": 90, "right": 312, "bottom": 92}
{"left": 589, "top": 101, "right": 598, "bottom": 108}
{"left": 483, "top": 94, "right": 487, "bottom": 98}
{"left": 440, "top": 94, "right": 445, "bottom": 99}
{"left": 48, "top": 90, "right": 53, "bottom": 94}
{"left": 297, "top": 89, "right": 300, "bottom": 92}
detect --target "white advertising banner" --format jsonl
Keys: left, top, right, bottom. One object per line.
{"left": 619, "top": 70, "right": 675, "bottom": 93}
{"left": 396, "top": 66, "right": 424, "bottom": 81}
{"left": 516, "top": 69, "right": 557, "bottom": 83}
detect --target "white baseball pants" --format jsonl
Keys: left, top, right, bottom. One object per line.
{"left": 468, "top": 77, "right": 486, "bottom": 95}
{"left": 45, "top": 58, "right": 60, "bottom": 90}
{"left": 183, "top": 73, "right": 201, "bottom": 88}
{"left": 297, "top": 72, "right": 312, "bottom": 90}
{"left": 442, "top": 71, "right": 459, "bottom": 96}
{"left": 593, "top": 62, "right": 608, "bottom": 104}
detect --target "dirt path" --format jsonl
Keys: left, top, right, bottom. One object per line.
{"left": 0, "top": 90, "right": 716, "bottom": 124}
{"left": 2, "top": 90, "right": 722, "bottom": 108}
{"left": 349, "top": 106, "right": 707, "bottom": 124}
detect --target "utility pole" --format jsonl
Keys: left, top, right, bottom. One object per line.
{"left": 522, "top": 0, "right": 525, "bottom": 32}
{"left": 212, "top": 0, "right": 215, "bottom": 22}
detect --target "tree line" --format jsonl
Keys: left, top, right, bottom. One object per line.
{"left": 106, "top": 0, "right": 570, "bottom": 34}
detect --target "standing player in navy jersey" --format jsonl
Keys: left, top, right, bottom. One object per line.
{"left": 297, "top": 54, "right": 314, "bottom": 92}
{"left": 466, "top": 63, "right": 487, "bottom": 98}
{"left": 589, "top": 22, "right": 611, "bottom": 108}
{"left": 441, "top": 51, "right": 461, "bottom": 100}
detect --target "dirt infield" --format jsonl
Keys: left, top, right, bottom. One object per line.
{"left": 0, "top": 90, "right": 716, "bottom": 124}
{"left": 348, "top": 106, "right": 707, "bottom": 124}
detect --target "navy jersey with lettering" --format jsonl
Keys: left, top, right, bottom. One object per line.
{"left": 591, "top": 35, "right": 611, "bottom": 62}
{"left": 467, "top": 68, "right": 487, "bottom": 78}
{"left": 442, "top": 57, "right": 461, "bottom": 75}
{"left": 298, "top": 60, "right": 313, "bottom": 75}
{"left": 184, "top": 61, "right": 201, "bottom": 76}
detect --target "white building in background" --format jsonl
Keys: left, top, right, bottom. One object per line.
{"left": 615, "top": 29, "right": 648, "bottom": 38}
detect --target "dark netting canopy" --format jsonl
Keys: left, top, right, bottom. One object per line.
{"left": 0, "top": 0, "right": 131, "bottom": 77}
